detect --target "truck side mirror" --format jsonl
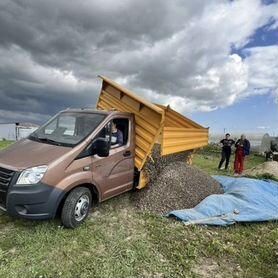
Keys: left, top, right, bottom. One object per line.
{"left": 94, "top": 138, "right": 110, "bottom": 157}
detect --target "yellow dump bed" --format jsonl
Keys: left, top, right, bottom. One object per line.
{"left": 96, "top": 76, "right": 208, "bottom": 170}
{"left": 158, "top": 105, "right": 208, "bottom": 156}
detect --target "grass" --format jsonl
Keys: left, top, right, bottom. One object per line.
{"left": 194, "top": 151, "right": 266, "bottom": 176}
{"left": 0, "top": 140, "right": 14, "bottom": 150}
{"left": 0, "top": 142, "right": 277, "bottom": 277}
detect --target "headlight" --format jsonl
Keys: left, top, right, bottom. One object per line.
{"left": 17, "top": 165, "right": 48, "bottom": 185}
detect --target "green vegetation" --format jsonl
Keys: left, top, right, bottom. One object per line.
{"left": 244, "top": 173, "right": 278, "bottom": 183}
{"left": 0, "top": 140, "right": 14, "bottom": 150}
{"left": 0, "top": 143, "right": 277, "bottom": 277}
{"left": 194, "top": 151, "right": 265, "bottom": 176}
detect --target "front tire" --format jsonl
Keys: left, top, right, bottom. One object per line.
{"left": 61, "top": 187, "right": 92, "bottom": 229}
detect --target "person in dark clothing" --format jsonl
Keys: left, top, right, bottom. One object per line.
{"left": 111, "top": 121, "right": 123, "bottom": 147}
{"left": 218, "top": 133, "right": 235, "bottom": 170}
{"left": 234, "top": 134, "right": 250, "bottom": 175}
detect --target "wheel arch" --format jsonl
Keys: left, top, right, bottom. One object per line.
{"left": 55, "top": 183, "right": 100, "bottom": 217}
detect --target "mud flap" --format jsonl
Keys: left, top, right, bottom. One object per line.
{"left": 136, "top": 170, "right": 149, "bottom": 189}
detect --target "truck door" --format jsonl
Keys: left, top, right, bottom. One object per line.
{"left": 91, "top": 117, "right": 134, "bottom": 200}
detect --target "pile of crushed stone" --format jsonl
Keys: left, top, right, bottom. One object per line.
{"left": 244, "top": 161, "right": 278, "bottom": 178}
{"left": 132, "top": 158, "right": 223, "bottom": 215}
{"left": 143, "top": 144, "right": 191, "bottom": 185}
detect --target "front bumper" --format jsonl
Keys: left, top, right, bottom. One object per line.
{"left": 0, "top": 179, "right": 65, "bottom": 220}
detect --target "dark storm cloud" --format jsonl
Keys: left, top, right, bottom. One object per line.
{"left": 0, "top": 0, "right": 206, "bottom": 123}
{"left": 0, "top": 0, "right": 277, "bottom": 123}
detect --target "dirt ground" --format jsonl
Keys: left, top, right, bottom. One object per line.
{"left": 244, "top": 161, "right": 278, "bottom": 178}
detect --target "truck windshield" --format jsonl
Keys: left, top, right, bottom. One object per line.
{"left": 29, "top": 112, "right": 106, "bottom": 147}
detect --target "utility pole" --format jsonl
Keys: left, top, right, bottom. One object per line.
{"left": 15, "top": 122, "right": 19, "bottom": 141}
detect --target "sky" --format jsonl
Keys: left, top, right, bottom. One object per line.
{"left": 0, "top": 0, "right": 277, "bottom": 135}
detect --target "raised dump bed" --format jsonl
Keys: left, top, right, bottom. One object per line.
{"left": 158, "top": 104, "right": 209, "bottom": 156}
{"left": 97, "top": 76, "right": 209, "bottom": 187}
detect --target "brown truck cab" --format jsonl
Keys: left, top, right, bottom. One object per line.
{"left": 0, "top": 76, "right": 208, "bottom": 228}
{"left": 0, "top": 109, "right": 136, "bottom": 228}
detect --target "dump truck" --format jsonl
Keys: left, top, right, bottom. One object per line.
{"left": 0, "top": 76, "right": 208, "bottom": 228}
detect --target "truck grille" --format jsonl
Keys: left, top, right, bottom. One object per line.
{"left": 0, "top": 167, "right": 15, "bottom": 208}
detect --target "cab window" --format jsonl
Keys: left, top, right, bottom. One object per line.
{"left": 110, "top": 118, "right": 129, "bottom": 148}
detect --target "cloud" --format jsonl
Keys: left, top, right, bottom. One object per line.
{"left": 0, "top": 45, "right": 100, "bottom": 121}
{"left": 0, "top": 109, "right": 50, "bottom": 124}
{"left": 243, "top": 45, "right": 278, "bottom": 95}
{"left": 0, "top": 0, "right": 277, "bottom": 123}
{"left": 257, "top": 126, "right": 270, "bottom": 129}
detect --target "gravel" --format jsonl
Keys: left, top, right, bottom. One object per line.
{"left": 143, "top": 144, "right": 191, "bottom": 185}
{"left": 132, "top": 145, "right": 223, "bottom": 215}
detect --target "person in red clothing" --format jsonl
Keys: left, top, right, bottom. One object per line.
{"left": 234, "top": 134, "right": 251, "bottom": 176}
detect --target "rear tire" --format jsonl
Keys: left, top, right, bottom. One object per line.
{"left": 61, "top": 187, "right": 92, "bottom": 229}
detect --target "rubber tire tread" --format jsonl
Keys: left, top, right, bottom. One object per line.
{"left": 61, "top": 187, "right": 92, "bottom": 229}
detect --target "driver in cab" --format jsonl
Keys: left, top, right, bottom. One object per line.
{"left": 111, "top": 121, "right": 123, "bottom": 148}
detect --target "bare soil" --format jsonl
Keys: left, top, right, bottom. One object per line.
{"left": 244, "top": 161, "right": 278, "bottom": 178}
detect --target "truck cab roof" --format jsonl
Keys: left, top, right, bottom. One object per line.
{"left": 61, "top": 108, "right": 133, "bottom": 117}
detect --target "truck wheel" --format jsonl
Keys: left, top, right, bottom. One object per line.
{"left": 61, "top": 187, "right": 92, "bottom": 229}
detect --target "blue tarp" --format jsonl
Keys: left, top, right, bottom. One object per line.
{"left": 168, "top": 176, "right": 278, "bottom": 226}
